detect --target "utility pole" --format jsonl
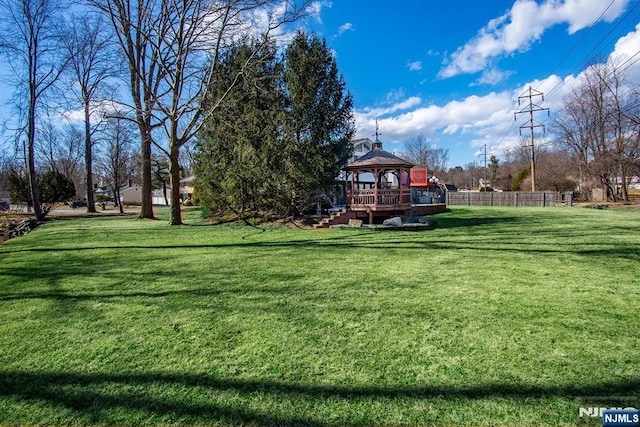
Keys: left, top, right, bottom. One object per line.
{"left": 514, "top": 87, "right": 549, "bottom": 191}
{"left": 479, "top": 143, "right": 488, "bottom": 190}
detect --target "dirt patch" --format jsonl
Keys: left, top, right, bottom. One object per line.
{"left": 575, "top": 201, "right": 640, "bottom": 209}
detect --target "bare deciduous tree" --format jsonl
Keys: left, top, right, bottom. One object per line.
{"left": 0, "top": 0, "right": 69, "bottom": 221}
{"left": 91, "top": 0, "right": 311, "bottom": 225}
{"left": 62, "top": 13, "right": 118, "bottom": 212}
{"left": 97, "top": 116, "right": 137, "bottom": 214}
{"left": 88, "top": 0, "right": 161, "bottom": 220}
{"left": 554, "top": 58, "right": 640, "bottom": 201}
{"left": 403, "top": 134, "right": 449, "bottom": 175}
{"left": 403, "top": 134, "right": 430, "bottom": 168}
{"left": 36, "top": 122, "right": 84, "bottom": 196}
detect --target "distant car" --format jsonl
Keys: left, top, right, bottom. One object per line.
{"left": 0, "top": 199, "right": 9, "bottom": 211}
{"left": 70, "top": 199, "right": 87, "bottom": 209}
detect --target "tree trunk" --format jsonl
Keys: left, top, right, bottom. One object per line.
{"left": 169, "top": 143, "right": 183, "bottom": 225}
{"left": 115, "top": 187, "right": 123, "bottom": 214}
{"left": 619, "top": 164, "right": 630, "bottom": 202}
{"left": 162, "top": 180, "right": 169, "bottom": 205}
{"left": 27, "top": 97, "right": 44, "bottom": 222}
{"left": 139, "top": 126, "right": 155, "bottom": 219}
{"left": 84, "top": 96, "right": 96, "bottom": 212}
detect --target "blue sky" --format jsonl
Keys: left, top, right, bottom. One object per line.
{"left": 301, "top": 0, "right": 640, "bottom": 167}
{"left": 1, "top": 0, "right": 639, "bottom": 170}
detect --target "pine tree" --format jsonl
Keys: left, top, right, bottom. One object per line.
{"left": 282, "top": 31, "right": 355, "bottom": 214}
{"left": 195, "top": 39, "right": 284, "bottom": 216}
{"left": 194, "top": 32, "right": 355, "bottom": 218}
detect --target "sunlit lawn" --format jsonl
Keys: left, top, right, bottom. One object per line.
{"left": 0, "top": 206, "right": 638, "bottom": 426}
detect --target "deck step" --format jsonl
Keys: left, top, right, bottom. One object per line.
{"left": 313, "top": 209, "right": 356, "bottom": 228}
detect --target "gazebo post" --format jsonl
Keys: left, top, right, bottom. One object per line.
{"left": 399, "top": 168, "right": 404, "bottom": 206}
{"left": 349, "top": 172, "right": 354, "bottom": 206}
{"left": 373, "top": 167, "right": 379, "bottom": 209}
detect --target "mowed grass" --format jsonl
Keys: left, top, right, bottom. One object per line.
{"left": 0, "top": 206, "right": 638, "bottom": 426}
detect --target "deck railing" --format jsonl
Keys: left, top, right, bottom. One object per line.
{"left": 348, "top": 189, "right": 411, "bottom": 208}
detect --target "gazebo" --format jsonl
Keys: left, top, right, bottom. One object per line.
{"left": 344, "top": 138, "right": 415, "bottom": 224}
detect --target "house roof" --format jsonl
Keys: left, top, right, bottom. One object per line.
{"left": 352, "top": 138, "right": 373, "bottom": 153}
{"left": 345, "top": 139, "right": 414, "bottom": 170}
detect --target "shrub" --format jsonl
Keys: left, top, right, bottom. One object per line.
{"left": 511, "top": 166, "right": 530, "bottom": 191}
{"left": 9, "top": 169, "right": 76, "bottom": 217}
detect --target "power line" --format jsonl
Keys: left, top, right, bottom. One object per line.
{"left": 491, "top": 0, "right": 639, "bottom": 161}
{"left": 618, "top": 49, "right": 640, "bottom": 74}
{"left": 544, "top": 0, "right": 640, "bottom": 99}
{"left": 538, "top": 0, "right": 619, "bottom": 90}
{"left": 546, "top": 50, "right": 640, "bottom": 122}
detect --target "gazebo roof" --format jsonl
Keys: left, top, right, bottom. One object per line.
{"left": 345, "top": 139, "right": 414, "bottom": 170}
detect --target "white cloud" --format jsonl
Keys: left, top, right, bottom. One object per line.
{"left": 439, "top": 0, "right": 630, "bottom": 80}
{"left": 385, "top": 88, "right": 407, "bottom": 103}
{"left": 337, "top": 22, "right": 354, "bottom": 36}
{"left": 61, "top": 109, "right": 85, "bottom": 123}
{"left": 60, "top": 99, "right": 131, "bottom": 125}
{"left": 474, "top": 67, "right": 513, "bottom": 86}
{"left": 519, "top": 22, "right": 640, "bottom": 110}
{"left": 351, "top": 6, "right": 640, "bottom": 166}
{"left": 244, "top": 0, "right": 331, "bottom": 44}
{"left": 307, "top": 1, "right": 329, "bottom": 21}
{"left": 609, "top": 22, "right": 640, "bottom": 82}
{"left": 358, "top": 96, "right": 422, "bottom": 120}
{"left": 611, "top": 22, "right": 640, "bottom": 58}
{"left": 355, "top": 92, "right": 513, "bottom": 145}
{"left": 407, "top": 60, "right": 422, "bottom": 71}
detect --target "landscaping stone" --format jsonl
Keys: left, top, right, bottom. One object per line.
{"left": 382, "top": 216, "right": 402, "bottom": 227}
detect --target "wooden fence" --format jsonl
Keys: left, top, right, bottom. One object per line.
{"left": 446, "top": 191, "right": 573, "bottom": 207}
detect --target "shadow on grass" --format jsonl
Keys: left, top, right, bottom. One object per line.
{"left": 0, "top": 370, "right": 638, "bottom": 426}
{"left": 429, "top": 214, "right": 526, "bottom": 229}
{"left": 3, "top": 234, "right": 638, "bottom": 261}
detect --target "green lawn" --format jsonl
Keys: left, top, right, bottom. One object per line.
{"left": 0, "top": 206, "right": 638, "bottom": 426}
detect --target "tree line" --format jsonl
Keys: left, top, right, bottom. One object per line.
{"left": 2, "top": 0, "right": 637, "bottom": 224}
{"left": 1, "top": 0, "right": 328, "bottom": 224}
{"left": 402, "top": 57, "right": 639, "bottom": 200}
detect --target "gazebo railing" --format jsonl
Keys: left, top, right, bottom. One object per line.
{"left": 348, "top": 189, "right": 411, "bottom": 208}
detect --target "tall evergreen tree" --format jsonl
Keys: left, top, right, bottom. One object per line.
{"left": 282, "top": 31, "right": 354, "bottom": 214}
{"left": 195, "top": 39, "right": 284, "bottom": 216}
{"left": 194, "top": 31, "right": 354, "bottom": 218}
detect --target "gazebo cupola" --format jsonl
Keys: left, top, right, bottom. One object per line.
{"left": 344, "top": 132, "right": 414, "bottom": 224}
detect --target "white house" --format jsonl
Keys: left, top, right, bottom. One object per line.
{"left": 339, "top": 138, "right": 375, "bottom": 185}
{"left": 120, "top": 178, "right": 194, "bottom": 206}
